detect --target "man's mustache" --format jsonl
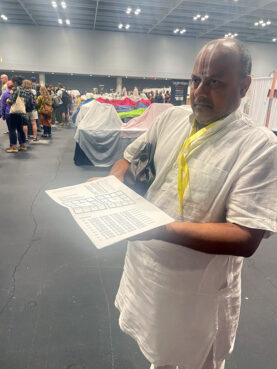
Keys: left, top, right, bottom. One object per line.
{"left": 193, "top": 99, "right": 213, "bottom": 108}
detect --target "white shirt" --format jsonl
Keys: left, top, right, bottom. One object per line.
{"left": 115, "top": 107, "right": 277, "bottom": 368}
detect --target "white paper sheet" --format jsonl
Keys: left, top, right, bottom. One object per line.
{"left": 46, "top": 176, "right": 174, "bottom": 248}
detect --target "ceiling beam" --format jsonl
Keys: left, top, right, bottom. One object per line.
{"left": 147, "top": 0, "right": 186, "bottom": 34}
{"left": 93, "top": 0, "right": 100, "bottom": 30}
{"left": 17, "top": 0, "right": 37, "bottom": 25}
{"left": 198, "top": 0, "right": 274, "bottom": 39}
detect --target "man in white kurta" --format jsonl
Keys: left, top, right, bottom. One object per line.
{"left": 89, "top": 39, "right": 277, "bottom": 369}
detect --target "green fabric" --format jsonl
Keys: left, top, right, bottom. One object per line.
{"left": 118, "top": 108, "right": 146, "bottom": 119}
{"left": 37, "top": 96, "right": 44, "bottom": 114}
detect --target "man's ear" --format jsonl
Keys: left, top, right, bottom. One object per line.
{"left": 240, "top": 75, "right": 252, "bottom": 98}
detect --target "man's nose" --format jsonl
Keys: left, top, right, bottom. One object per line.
{"left": 194, "top": 81, "right": 209, "bottom": 98}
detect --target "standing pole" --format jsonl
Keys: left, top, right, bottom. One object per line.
{"left": 265, "top": 72, "right": 277, "bottom": 128}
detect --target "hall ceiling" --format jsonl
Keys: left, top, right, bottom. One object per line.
{"left": 0, "top": 0, "right": 277, "bottom": 43}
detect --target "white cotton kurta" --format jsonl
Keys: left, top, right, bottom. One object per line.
{"left": 115, "top": 107, "right": 277, "bottom": 369}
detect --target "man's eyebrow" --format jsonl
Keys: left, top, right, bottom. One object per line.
{"left": 191, "top": 73, "right": 225, "bottom": 79}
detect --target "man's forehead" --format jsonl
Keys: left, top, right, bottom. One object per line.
{"left": 193, "top": 41, "right": 240, "bottom": 76}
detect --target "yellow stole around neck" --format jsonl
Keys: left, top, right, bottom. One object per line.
{"left": 177, "top": 118, "right": 219, "bottom": 212}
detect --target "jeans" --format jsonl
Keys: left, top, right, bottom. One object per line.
{"left": 9, "top": 114, "right": 26, "bottom": 145}
{"left": 6, "top": 114, "right": 23, "bottom": 146}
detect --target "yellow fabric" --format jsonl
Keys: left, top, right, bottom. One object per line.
{"left": 177, "top": 118, "right": 218, "bottom": 212}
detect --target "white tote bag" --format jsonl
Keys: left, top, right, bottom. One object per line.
{"left": 10, "top": 88, "right": 26, "bottom": 114}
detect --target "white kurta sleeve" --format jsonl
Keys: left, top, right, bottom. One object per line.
{"left": 123, "top": 109, "right": 169, "bottom": 163}
{"left": 226, "top": 141, "right": 277, "bottom": 235}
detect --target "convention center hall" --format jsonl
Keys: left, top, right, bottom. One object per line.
{"left": 0, "top": 1, "right": 277, "bottom": 368}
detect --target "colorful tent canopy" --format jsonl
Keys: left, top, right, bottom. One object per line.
{"left": 118, "top": 108, "right": 147, "bottom": 120}
{"left": 96, "top": 97, "right": 150, "bottom": 107}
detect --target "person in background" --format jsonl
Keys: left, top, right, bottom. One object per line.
{"left": 122, "top": 87, "right": 127, "bottom": 97}
{"left": 133, "top": 86, "right": 139, "bottom": 97}
{"left": 155, "top": 90, "right": 164, "bottom": 103}
{"left": 36, "top": 83, "right": 41, "bottom": 98}
{"left": 1, "top": 74, "right": 9, "bottom": 94}
{"left": 31, "top": 76, "right": 37, "bottom": 91}
{"left": 57, "top": 83, "right": 70, "bottom": 126}
{"left": 22, "top": 79, "right": 38, "bottom": 141}
{"left": 149, "top": 91, "right": 155, "bottom": 103}
{"left": 1, "top": 81, "right": 23, "bottom": 148}
{"left": 164, "top": 90, "right": 171, "bottom": 103}
{"left": 36, "top": 86, "right": 53, "bottom": 138}
{"left": 6, "top": 75, "right": 27, "bottom": 153}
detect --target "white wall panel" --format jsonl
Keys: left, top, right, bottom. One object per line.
{"left": 0, "top": 24, "right": 276, "bottom": 78}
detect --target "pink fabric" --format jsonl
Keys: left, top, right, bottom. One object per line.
{"left": 122, "top": 103, "right": 173, "bottom": 130}
{"left": 96, "top": 97, "right": 151, "bottom": 107}
{"left": 120, "top": 103, "right": 173, "bottom": 139}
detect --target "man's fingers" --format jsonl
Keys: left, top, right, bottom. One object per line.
{"left": 86, "top": 177, "right": 100, "bottom": 182}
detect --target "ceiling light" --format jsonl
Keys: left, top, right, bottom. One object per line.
{"left": 126, "top": 7, "right": 132, "bottom": 14}
{"left": 58, "top": 18, "right": 63, "bottom": 24}
{"left": 65, "top": 19, "right": 70, "bottom": 25}
{"left": 118, "top": 23, "right": 123, "bottom": 29}
{"left": 89, "top": 74, "right": 93, "bottom": 77}
{"left": 134, "top": 8, "right": 141, "bottom": 15}
{"left": 52, "top": 1, "right": 57, "bottom": 8}
{"left": 125, "top": 24, "right": 130, "bottom": 30}
{"left": 1, "top": 14, "right": 8, "bottom": 21}
{"left": 254, "top": 19, "right": 271, "bottom": 28}
{"left": 194, "top": 14, "right": 209, "bottom": 22}
{"left": 173, "top": 28, "right": 180, "bottom": 34}
{"left": 273, "top": 38, "right": 277, "bottom": 42}
{"left": 224, "top": 32, "right": 237, "bottom": 38}
{"left": 180, "top": 28, "right": 186, "bottom": 34}
{"left": 61, "top": 1, "right": 67, "bottom": 8}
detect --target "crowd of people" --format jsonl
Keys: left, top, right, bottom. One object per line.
{"left": 0, "top": 74, "right": 74, "bottom": 153}
{"left": 146, "top": 90, "right": 171, "bottom": 103}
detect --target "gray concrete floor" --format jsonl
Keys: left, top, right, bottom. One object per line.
{"left": 0, "top": 119, "right": 276, "bottom": 369}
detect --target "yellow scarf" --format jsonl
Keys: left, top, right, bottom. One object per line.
{"left": 177, "top": 118, "right": 219, "bottom": 212}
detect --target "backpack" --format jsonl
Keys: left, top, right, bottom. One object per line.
{"left": 61, "top": 90, "right": 70, "bottom": 105}
{"left": 25, "top": 90, "right": 35, "bottom": 112}
{"left": 41, "top": 104, "right": 53, "bottom": 116}
{"left": 53, "top": 95, "right": 63, "bottom": 108}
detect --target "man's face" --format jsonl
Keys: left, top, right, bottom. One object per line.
{"left": 1, "top": 75, "right": 8, "bottom": 85}
{"left": 190, "top": 41, "right": 248, "bottom": 125}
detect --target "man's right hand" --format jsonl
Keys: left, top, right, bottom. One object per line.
{"left": 86, "top": 158, "right": 130, "bottom": 184}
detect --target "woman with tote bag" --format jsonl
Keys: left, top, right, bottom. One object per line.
{"left": 6, "top": 75, "right": 27, "bottom": 153}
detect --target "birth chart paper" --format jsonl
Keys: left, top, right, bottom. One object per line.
{"left": 46, "top": 176, "right": 174, "bottom": 248}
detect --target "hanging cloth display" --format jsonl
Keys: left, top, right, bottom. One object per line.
{"left": 177, "top": 118, "right": 219, "bottom": 212}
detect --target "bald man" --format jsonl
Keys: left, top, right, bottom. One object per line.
{"left": 89, "top": 39, "right": 277, "bottom": 369}
{"left": 1, "top": 74, "right": 8, "bottom": 94}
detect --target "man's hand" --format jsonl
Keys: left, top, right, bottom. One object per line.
{"left": 86, "top": 177, "right": 101, "bottom": 182}
{"left": 86, "top": 158, "right": 130, "bottom": 183}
